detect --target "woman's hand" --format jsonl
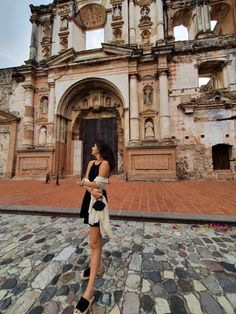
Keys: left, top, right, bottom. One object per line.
{"left": 77, "top": 180, "right": 84, "bottom": 187}
{"left": 92, "top": 190, "right": 103, "bottom": 199}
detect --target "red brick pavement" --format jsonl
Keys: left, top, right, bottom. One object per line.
{"left": 0, "top": 178, "right": 235, "bottom": 216}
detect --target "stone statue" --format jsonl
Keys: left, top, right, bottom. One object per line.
{"left": 144, "top": 119, "right": 155, "bottom": 139}
{"left": 113, "top": 5, "right": 121, "bottom": 17}
{"left": 40, "top": 97, "right": 48, "bottom": 114}
{"left": 106, "top": 97, "right": 111, "bottom": 106}
{"left": 83, "top": 99, "right": 88, "bottom": 107}
{"left": 93, "top": 97, "right": 99, "bottom": 107}
{"left": 39, "top": 127, "right": 47, "bottom": 145}
{"left": 144, "top": 87, "right": 152, "bottom": 104}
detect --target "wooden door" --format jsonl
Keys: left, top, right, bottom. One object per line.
{"left": 80, "top": 118, "right": 117, "bottom": 174}
{"left": 212, "top": 144, "right": 230, "bottom": 170}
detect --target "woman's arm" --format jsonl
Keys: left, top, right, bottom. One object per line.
{"left": 85, "top": 160, "right": 94, "bottom": 179}
{"left": 82, "top": 160, "right": 110, "bottom": 189}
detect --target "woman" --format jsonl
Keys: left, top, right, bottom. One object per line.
{"left": 74, "top": 140, "right": 116, "bottom": 314}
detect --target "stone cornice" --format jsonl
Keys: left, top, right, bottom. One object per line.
{"left": 30, "top": 3, "right": 54, "bottom": 15}
{"left": 178, "top": 100, "right": 235, "bottom": 114}
{"left": 174, "top": 35, "right": 236, "bottom": 55}
{"left": 152, "top": 44, "right": 174, "bottom": 58}
{"left": 165, "top": 0, "right": 195, "bottom": 9}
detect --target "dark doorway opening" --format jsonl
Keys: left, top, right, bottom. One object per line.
{"left": 80, "top": 118, "right": 118, "bottom": 174}
{"left": 212, "top": 144, "right": 231, "bottom": 170}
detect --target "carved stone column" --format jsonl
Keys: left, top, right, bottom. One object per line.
{"left": 129, "top": 0, "right": 136, "bottom": 44}
{"left": 22, "top": 84, "right": 35, "bottom": 147}
{"left": 156, "top": 0, "right": 164, "bottom": 41}
{"left": 29, "top": 16, "right": 38, "bottom": 60}
{"left": 159, "top": 71, "right": 170, "bottom": 140}
{"left": 129, "top": 74, "right": 140, "bottom": 143}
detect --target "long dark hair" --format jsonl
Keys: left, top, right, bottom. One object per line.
{"left": 95, "top": 139, "right": 116, "bottom": 171}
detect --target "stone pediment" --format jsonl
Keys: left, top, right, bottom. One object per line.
{"left": 101, "top": 43, "right": 134, "bottom": 56}
{"left": 46, "top": 48, "right": 77, "bottom": 67}
{"left": 46, "top": 44, "right": 136, "bottom": 68}
{"left": 0, "top": 110, "right": 21, "bottom": 122}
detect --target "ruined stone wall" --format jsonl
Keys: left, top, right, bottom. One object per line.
{"left": 169, "top": 37, "right": 236, "bottom": 180}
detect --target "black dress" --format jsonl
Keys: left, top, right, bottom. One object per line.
{"left": 80, "top": 161, "right": 108, "bottom": 226}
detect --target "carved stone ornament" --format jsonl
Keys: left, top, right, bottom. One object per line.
{"left": 58, "top": 5, "right": 71, "bottom": 17}
{"left": 113, "top": 28, "right": 122, "bottom": 39}
{"left": 59, "top": 32, "right": 69, "bottom": 51}
{"left": 78, "top": 4, "right": 106, "bottom": 30}
{"left": 41, "top": 45, "right": 50, "bottom": 58}
{"left": 141, "top": 5, "right": 150, "bottom": 18}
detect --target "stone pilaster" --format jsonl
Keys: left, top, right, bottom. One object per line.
{"left": 129, "top": 0, "right": 136, "bottom": 44}
{"left": 195, "top": 3, "right": 203, "bottom": 34}
{"left": 203, "top": 2, "right": 211, "bottom": 32}
{"left": 159, "top": 71, "right": 170, "bottom": 140}
{"left": 22, "top": 84, "right": 35, "bottom": 147}
{"left": 124, "top": 108, "right": 130, "bottom": 145}
{"left": 156, "top": 0, "right": 164, "bottom": 41}
{"left": 48, "top": 80, "right": 55, "bottom": 123}
{"left": 129, "top": 74, "right": 140, "bottom": 143}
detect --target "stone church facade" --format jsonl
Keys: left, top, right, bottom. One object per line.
{"left": 0, "top": 0, "right": 235, "bottom": 180}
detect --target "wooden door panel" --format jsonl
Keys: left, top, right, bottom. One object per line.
{"left": 81, "top": 118, "right": 117, "bottom": 174}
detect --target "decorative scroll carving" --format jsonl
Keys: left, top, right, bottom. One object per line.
{"left": 59, "top": 32, "right": 69, "bottom": 51}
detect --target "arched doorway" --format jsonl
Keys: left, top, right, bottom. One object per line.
{"left": 56, "top": 78, "right": 124, "bottom": 177}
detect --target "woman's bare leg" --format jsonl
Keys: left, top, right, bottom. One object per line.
{"left": 83, "top": 226, "right": 102, "bottom": 300}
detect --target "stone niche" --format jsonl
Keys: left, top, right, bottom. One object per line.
{"left": 125, "top": 145, "right": 177, "bottom": 181}
{"left": 15, "top": 149, "right": 54, "bottom": 178}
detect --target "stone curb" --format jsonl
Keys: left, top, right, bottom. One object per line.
{"left": 0, "top": 204, "right": 236, "bottom": 224}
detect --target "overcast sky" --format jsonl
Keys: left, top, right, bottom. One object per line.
{"left": 0, "top": 0, "right": 51, "bottom": 69}
{"left": 0, "top": 1, "right": 190, "bottom": 69}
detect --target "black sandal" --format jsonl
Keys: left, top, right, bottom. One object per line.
{"left": 80, "top": 265, "right": 105, "bottom": 280}
{"left": 80, "top": 267, "right": 90, "bottom": 280}
{"left": 73, "top": 295, "right": 95, "bottom": 314}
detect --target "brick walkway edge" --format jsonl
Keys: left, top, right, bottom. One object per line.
{"left": 0, "top": 178, "right": 235, "bottom": 222}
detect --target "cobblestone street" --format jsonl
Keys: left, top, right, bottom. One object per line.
{"left": 0, "top": 213, "right": 235, "bottom": 314}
